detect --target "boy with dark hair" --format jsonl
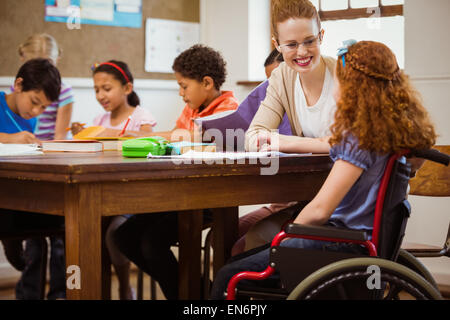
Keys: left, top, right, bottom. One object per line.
{"left": 0, "top": 58, "right": 64, "bottom": 300}
{"left": 172, "top": 44, "right": 239, "bottom": 131}
{"left": 0, "top": 58, "right": 61, "bottom": 144}
{"left": 264, "top": 47, "right": 284, "bottom": 78}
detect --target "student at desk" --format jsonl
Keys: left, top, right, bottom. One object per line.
{"left": 14, "top": 34, "right": 74, "bottom": 141}
{"left": 92, "top": 60, "right": 157, "bottom": 300}
{"left": 114, "top": 44, "right": 239, "bottom": 300}
{"left": 5, "top": 33, "right": 74, "bottom": 301}
{"left": 0, "top": 58, "right": 64, "bottom": 300}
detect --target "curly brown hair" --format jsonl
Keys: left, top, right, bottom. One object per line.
{"left": 172, "top": 44, "right": 227, "bottom": 91}
{"left": 330, "top": 41, "right": 436, "bottom": 154}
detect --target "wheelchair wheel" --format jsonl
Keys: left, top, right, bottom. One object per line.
{"left": 396, "top": 249, "right": 439, "bottom": 290}
{"left": 287, "top": 257, "right": 443, "bottom": 300}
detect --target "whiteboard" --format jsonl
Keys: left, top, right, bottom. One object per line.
{"left": 145, "top": 18, "right": 200, "bottom": 73}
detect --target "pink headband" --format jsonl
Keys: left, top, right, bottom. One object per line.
{"left": 93, "top": 62, "right": 130, "bottom": 83}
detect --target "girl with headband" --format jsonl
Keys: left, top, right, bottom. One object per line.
{"left": 93, "top": 60, "right": 157, "bottom": 300}
{"left": 91, "top": 60, "right": 156, "bottom": 134}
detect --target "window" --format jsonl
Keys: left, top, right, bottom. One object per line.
{"left": 310, "top": 0, "right": 403, "bottom": 20}
{"left": 320, "top": 16, "right": 404, "bottom": 68}
{"left": 309, "top": 0, "right": 405, "bottom": 68}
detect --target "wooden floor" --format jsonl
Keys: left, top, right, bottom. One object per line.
{"left": 0, "top": 264, "right": 448, "bottom": 300}
{"left": 0, "top": 266, "right": 166, "bottom": 300}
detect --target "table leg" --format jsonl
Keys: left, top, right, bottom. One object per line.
{"left": 178, "top": 210, "right": 203, "bottom": 300}
{"left": 212, "top": 207, "right": 239, "bottom": 277}
{"left": 64, "top": 183, "right": 102, "bottom": 300}
{"left": 101, "top": 217, "right": 112, "bottom": 300}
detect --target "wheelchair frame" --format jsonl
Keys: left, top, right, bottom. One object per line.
{"left": 226, "top": 149, "right": 449, "bottom": 300}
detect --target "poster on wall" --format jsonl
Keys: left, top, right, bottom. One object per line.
{"left": 45, "top": 0, "right": 142, "bottom": 28}
{"left": 145, "top": 18, "right": 200, "bottom": 73}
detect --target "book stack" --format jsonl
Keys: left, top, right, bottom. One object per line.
{"left": 42, "top": 140, "right": 103, "bottom": 152}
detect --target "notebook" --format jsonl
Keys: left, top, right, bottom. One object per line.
{"left": 0, "top": 143, "right": 42, "bottom": 156}
{"left": 41, "top": 140, "right": 103, "bottom": 152}
{"left": 168, "top": 141, "right": 216, "bottom": 155}
{"left": 193, "top": 110, "right": 249, "bottom": 151}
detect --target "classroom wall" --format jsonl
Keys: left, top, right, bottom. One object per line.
{"left": 200, "top": 0, "right": 270, "bottom": 101}
{"left": 402, "top": 0, "right": 450, "bottom": 286}
{"left": 0, "top": 0, "right": 199, "bottom": 80}
{"left": 0, "top": 0, "right": 205, "bottom": 132}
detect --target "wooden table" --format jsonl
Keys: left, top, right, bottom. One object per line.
{"left": 0, "top": 151, "right": 332, "bottom": 299}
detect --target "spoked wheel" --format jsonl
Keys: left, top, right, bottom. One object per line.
{"left": 396, "top": 249, "right": 439, "bottom": 290}
{"left": 287, "top": 257, "right": 443, "bottom": 300}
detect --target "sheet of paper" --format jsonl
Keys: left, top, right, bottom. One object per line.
{"left": 80, "top": 0, "right": 114, "bottom": 21}
{"left": 0, "top": 144, "right": 43, "bottom": 156}
{"left": 147, "top": 150, "right": 311, "bottom": 160}
{"left": 115, "top": 0, "right": 141, "bottom": 13}
{"left": 145, "top": 18, "right": 200, "bottom": 73}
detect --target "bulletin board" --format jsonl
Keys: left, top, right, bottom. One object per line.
{"left": 45, "top": 0, "right": 143, "bottom": 29}
{"left": 0, "top": 0, "right": 200, "bottom": 79}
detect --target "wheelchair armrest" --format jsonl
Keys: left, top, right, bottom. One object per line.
{"left": 284, "top": 223, "right": 369, "bottom": 242}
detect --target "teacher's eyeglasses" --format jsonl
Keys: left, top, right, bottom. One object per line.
{"left": 277, "top": 31, "right": 323, "bottom": 53}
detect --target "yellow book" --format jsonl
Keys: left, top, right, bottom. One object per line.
{"left": 73, "top": 126, "right": 134, "bottom": 151}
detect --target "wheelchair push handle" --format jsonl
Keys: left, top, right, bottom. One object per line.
{"left": 409, "top": 148, "right": 449, "bottom": 166}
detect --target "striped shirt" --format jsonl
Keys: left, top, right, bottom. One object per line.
{"left": 9, "top": 82, "right": 74, "bottom": 140}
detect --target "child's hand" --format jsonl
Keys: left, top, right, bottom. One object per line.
{"left": 7, "top": 131, "right": 41, "bottom": 145}
{"left": 70, "top": 122, "right": 86, "bottom": 135}
{"left": 121, "top": 131, "right": 139, "bottom": 138}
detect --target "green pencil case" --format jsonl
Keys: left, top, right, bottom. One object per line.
{"left": 122, "top": 136, "right": 171, "bottom": 158}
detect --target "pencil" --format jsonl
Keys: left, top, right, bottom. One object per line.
{"left": 119, "top": 116, "right": 132, "bottom": 137}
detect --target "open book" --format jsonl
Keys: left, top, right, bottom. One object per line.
{"left": 193, "top": 110, "right": 250, "bottom": 152}
{"left": 73, "top": 126, "right": 135, "bottom": 151}
{"left": 42, "top": 140, "right": 103, "bottom": 152}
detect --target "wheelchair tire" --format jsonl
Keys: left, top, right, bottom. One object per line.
{"left": 396, "top": 249, "right": 439, "bottom": 290}
{"left": 287, "top": 257, "right": 443, "bottom": 300}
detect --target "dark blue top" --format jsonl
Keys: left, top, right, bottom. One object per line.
{"left": 0, "top": 92, "right": 36, "bottom": 134}
{"left": 237, "top": 80, "right": 292, "bottom": 135}
{"left": 328, "top": 135, "right": 407, "bottom": 232}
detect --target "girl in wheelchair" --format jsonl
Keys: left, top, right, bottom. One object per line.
{"left": 210, "top": 40, "right": 437, "bottom": 299}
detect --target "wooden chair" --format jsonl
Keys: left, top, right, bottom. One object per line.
{"left": 401, "top": 145, "right": 450, "bottom": 258}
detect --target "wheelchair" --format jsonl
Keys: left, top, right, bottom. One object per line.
{"left": 226, "top": 148, "right": 449, "bottom": 300}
